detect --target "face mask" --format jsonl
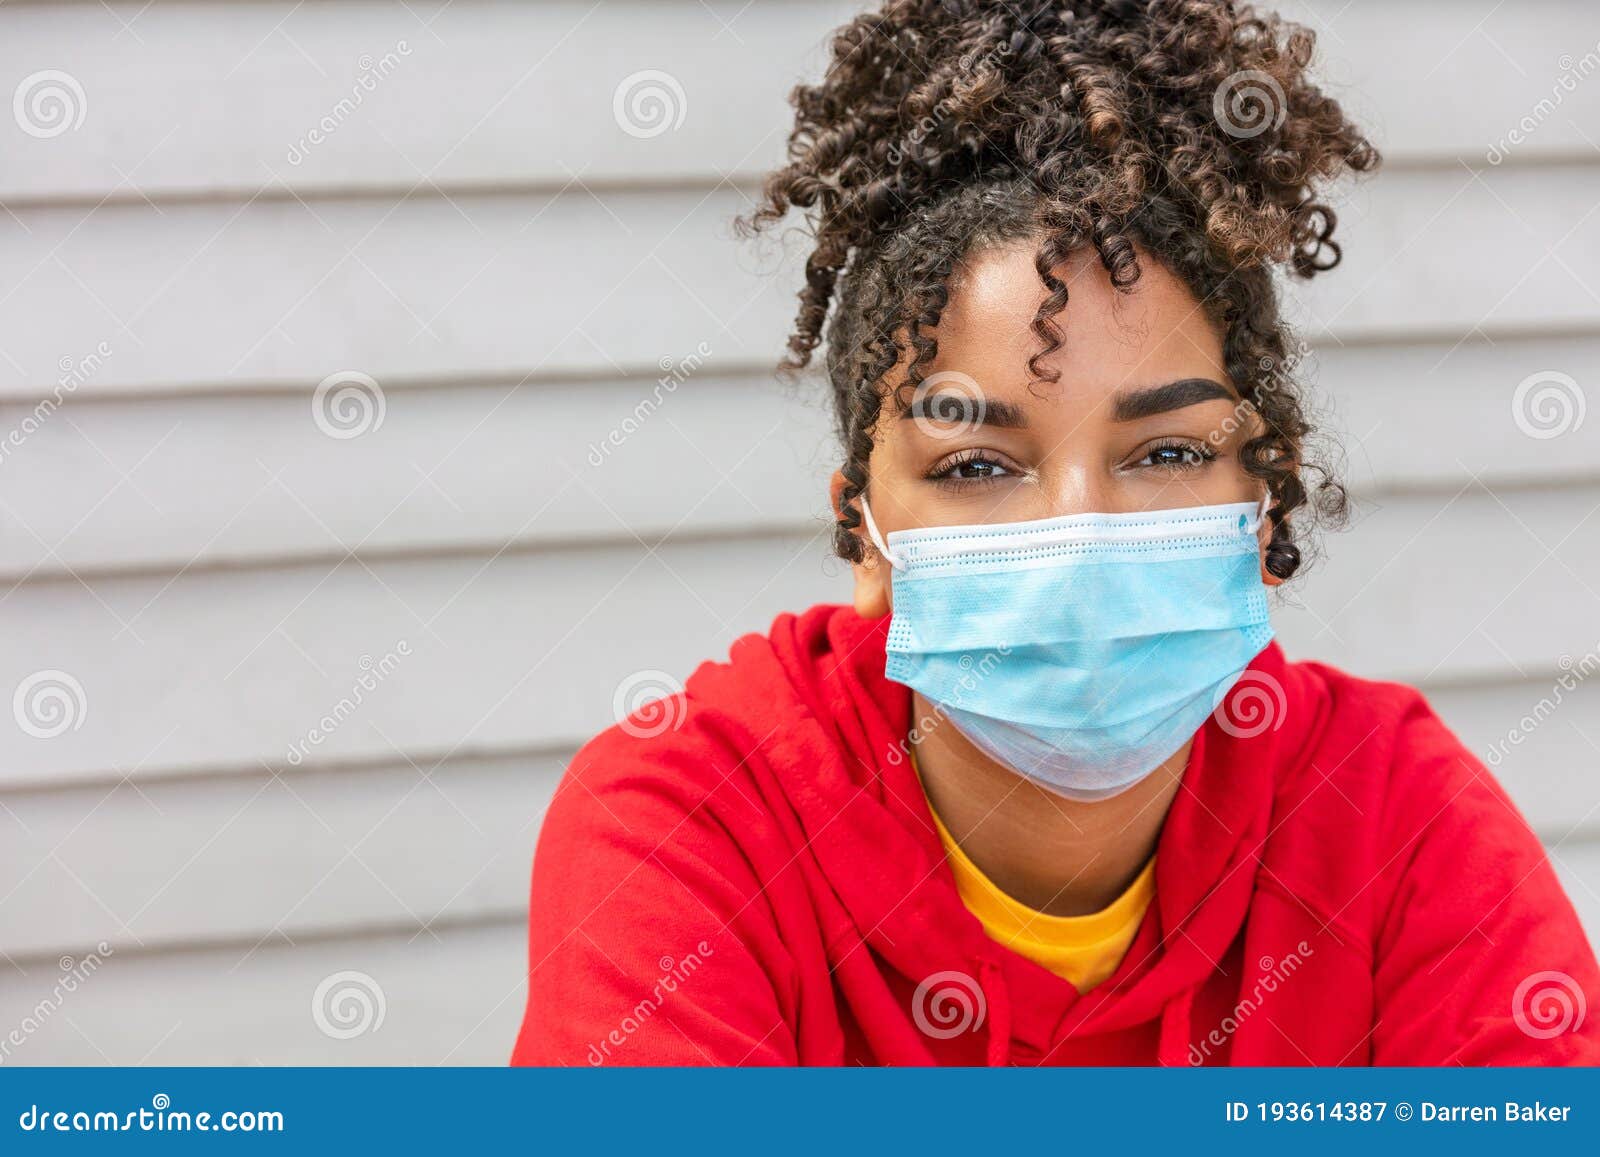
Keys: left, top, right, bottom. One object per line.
{"left": 861, "top": 495, "right": 1275, "bottom": 801}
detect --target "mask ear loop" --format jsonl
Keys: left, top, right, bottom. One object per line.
{"left": 1246, "top": 491, "right": 1273, "bottom": 535}
{"left": 858, "top": 498, "right": 904, "bottom": 570}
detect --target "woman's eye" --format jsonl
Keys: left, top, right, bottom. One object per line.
{"left": 929, "top": 453, "right": 1012, "bottom": 484}
{"left": 1139, "top": 442, "right": 1214, "bottom": 470}
{"left": 951, "top": 458, "right": 1008, "bottom": 480}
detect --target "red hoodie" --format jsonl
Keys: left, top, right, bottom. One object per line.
{"left": 511, "top": 605, "right": 1600, "bottom": 1066}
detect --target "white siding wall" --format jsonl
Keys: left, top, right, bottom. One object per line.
{"left": 1, "top": 0, "right": 1597, "bottom": 1064}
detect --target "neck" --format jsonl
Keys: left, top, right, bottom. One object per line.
{"left": 911, "top": 691, "right": 1186, "bottom": 916}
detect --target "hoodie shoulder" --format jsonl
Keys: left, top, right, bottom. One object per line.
{"left": 1305, "top": 663, "right": 1600, "bottom": 1063}
{"left": 544, "top": 604, "right": 868, "bottom": 828}
{"left": 1272, "top": 656, "right": 1578, "bottom": 948}
{"left": 1288, "top": 657, "right": 1505, "bottom": 808}
{"left": 515, "top": 613, "right": 850, "bottom": 1067}
{"left": 1279, "top": 656, "right": 1523, "bottom": 843}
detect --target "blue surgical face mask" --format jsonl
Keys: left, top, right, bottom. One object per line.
{"left": 862, "top": 495, "right": 1275, "bottom": 800}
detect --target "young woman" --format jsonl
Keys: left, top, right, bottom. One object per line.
{"left": 513, "top": 0, "right": 1600, "bottom": 1065}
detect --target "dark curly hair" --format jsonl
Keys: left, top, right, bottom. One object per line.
{"left": 738, "top": 0, "right": 1378, "bottom": 579}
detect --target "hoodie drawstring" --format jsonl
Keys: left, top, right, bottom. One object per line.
{"left": 979, "top": 959, "right": 1012, "bottom": 1067}
{"left": 1156, "top": 983, "right": 1197, "bottom": 1067}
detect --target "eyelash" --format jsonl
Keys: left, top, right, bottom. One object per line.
{"left": 926, "top": 448, "right": 1014, "bottom": 489}
{"left": 1137, "top": 438, "right": 1218, "bottom": 472}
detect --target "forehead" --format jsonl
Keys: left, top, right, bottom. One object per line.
{"left": 926, "top": 241, "right": 1225, "bottom": 395}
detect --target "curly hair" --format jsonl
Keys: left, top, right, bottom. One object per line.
{"left": 738, "top": 0, "right": 1378, "bottom": 579}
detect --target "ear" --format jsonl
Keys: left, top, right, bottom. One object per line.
{"left": 1258, "top": 498, "right": 1286, "bottom": 588}
{"left": 829, "top": 470, "right": 893, "bottom": 618}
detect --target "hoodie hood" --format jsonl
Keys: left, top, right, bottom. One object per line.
{"left": 704, "top": 605, "right": 1326, "bottom": 1065}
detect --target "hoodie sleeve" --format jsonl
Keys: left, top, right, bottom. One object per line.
{"left": 510, "top": 726, "right": 799, "bottom": 1067}
{"left": 1369, "top": 699, "right": 1600, "bottom": 1065}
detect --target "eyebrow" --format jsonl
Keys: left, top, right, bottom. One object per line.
{"left": 899, "top": 391, "right": 1029, "bottom": 429}
{"left": 899, "top": 376, "right": 1236, "bottom": 429}
{"left": 1110, "top": 377, "right": 1237, "bottom": 422}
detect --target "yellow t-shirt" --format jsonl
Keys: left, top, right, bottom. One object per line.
{"left": 922, "top": 787, "right": 1156, "bottom": 993}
